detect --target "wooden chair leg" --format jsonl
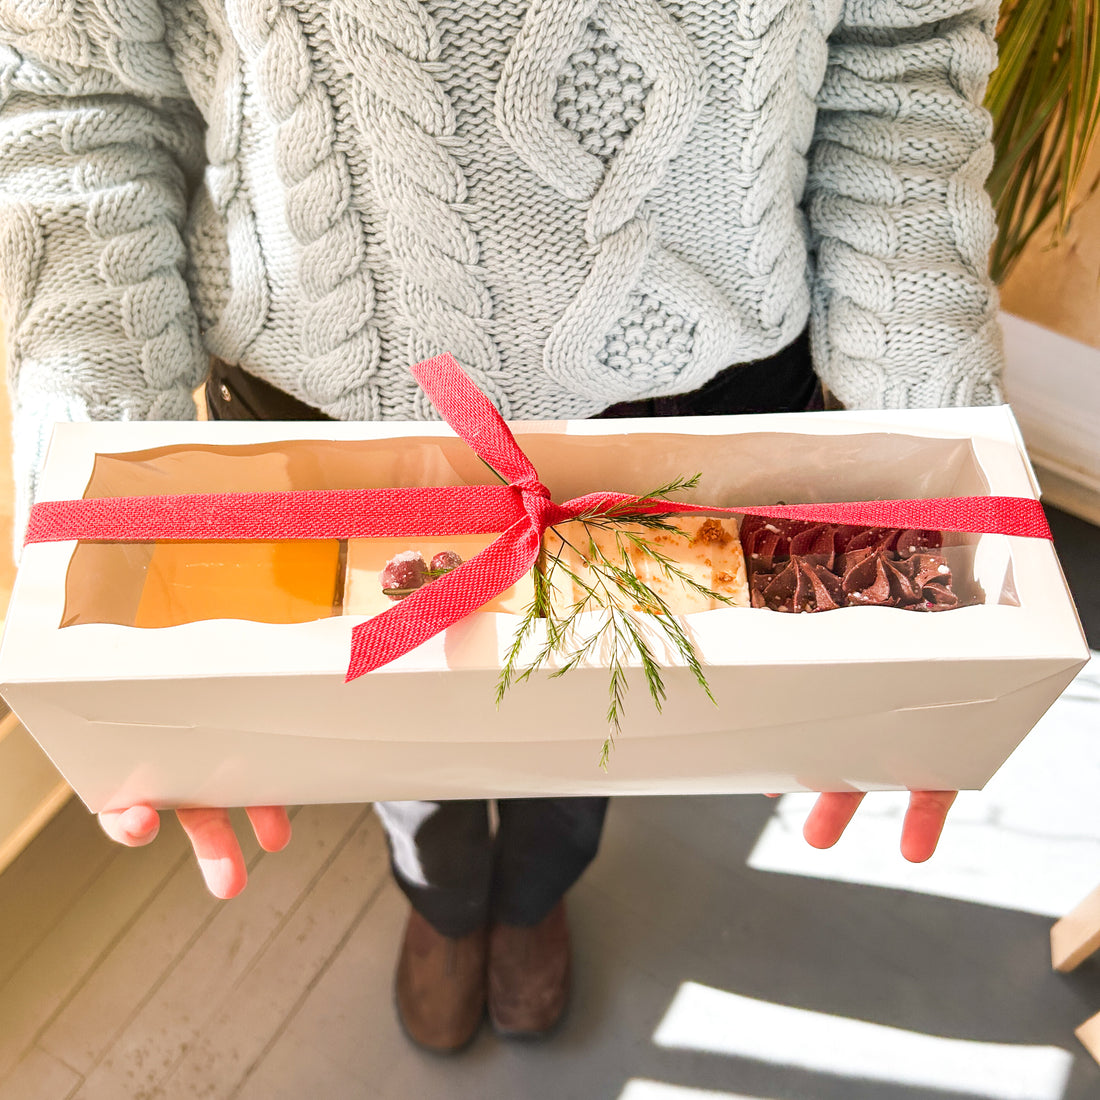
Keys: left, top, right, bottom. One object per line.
{"left": 1077, "top": 1012, "right": 1100, "bottom": 1066}
{"left": 1051, "top": 884, "right": 1100, "bottom": 972}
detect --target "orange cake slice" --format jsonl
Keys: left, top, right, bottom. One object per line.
{"left": 134, "top": 539, "right": 341, "bottom": 627}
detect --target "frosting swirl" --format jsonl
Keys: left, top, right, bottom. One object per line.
{"left": 740, "top": 518, "right": 957, "bottom": 613}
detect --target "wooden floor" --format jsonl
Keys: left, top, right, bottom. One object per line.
{"left": 2, "top": 782, "right": 1100, "bottom": 1100}
{"left": 0, "top": 801, "right": 388, "bottom": 1100}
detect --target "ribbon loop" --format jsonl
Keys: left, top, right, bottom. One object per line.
{"left": 411, "top": 353, "right": 540, "bottom": 489}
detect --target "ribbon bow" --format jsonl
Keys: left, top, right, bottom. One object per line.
{"left": 24, "top": 353, "right": 1052, "bottom": 681}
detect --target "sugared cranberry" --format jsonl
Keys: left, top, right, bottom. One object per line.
{"left": 381, "top": 552, "right": 429, "bottom": 599}
{"left": 430, "top": 550, "right": 463, "bottom": 573}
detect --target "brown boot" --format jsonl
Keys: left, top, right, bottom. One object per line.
{"left": 488, "top": 900, "right": 571, "bottom": 1038}
{"left": 395, "top": 909, "right": 487, "bottom": 1053}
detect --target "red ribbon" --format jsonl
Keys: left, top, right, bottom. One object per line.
{"left": 26, "top": 353, "right": 1052, "bottom": 681}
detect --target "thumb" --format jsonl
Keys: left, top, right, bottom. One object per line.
{"left": 99, "top": 805, "right": 161, "bottom": 847}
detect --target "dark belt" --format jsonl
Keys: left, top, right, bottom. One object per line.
{"left": 206, "top": 330, "right": 820, "bottom": 423}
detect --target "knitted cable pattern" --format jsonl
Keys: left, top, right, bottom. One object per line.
{"left": 806, "top": 0, "right": 1004, "bottom": 408}
{"left": 670, "top": 0, "right": 818, "bottom": 343}
{"left": 326, "top": 0, "right": 510, "bottom": 419}
{"left": 194, "top": 0, "right": 270, "bottom": 366}
{"left": 0, "top": 0, "right": 187, "bottom": 97}
{"left": 553, "top": 20, "right": 653, "bottom": 162}
{"left": 229, "top": 0, "right": 382, "bottom": 415}
{"left": 495, "top": 0, "right": 748, "bottom": 402}
{"left": 553, "top": 21, "right": 697, "bottom": 381}
{"left": 1, "top": 0, "right": 206, "bottom": 544}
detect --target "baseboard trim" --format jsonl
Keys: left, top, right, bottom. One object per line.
{"left": 1002, "top": 313, "right": 1100, "bottom": 525}
{"left": 1029, "top": 456, "right": 1100, "bottom": 529}
{"left": 0, "top": 781, "right": 72, "bottom": 877}
{"left": 0, "top": 710, "right": 72, "bottom": 876}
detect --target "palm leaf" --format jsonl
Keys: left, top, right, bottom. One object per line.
{"left": 986, "top": 0, "right": 1100, "bottom": 283}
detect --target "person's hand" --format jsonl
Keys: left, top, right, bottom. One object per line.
{"left": 98, "top": 805, "right": 292, "bottom": 899}
{"left": 768, "top": 790, "right": 957, "bottom": 862}
{"left": 803, "top": 790, "right": 957, "bottom": 862}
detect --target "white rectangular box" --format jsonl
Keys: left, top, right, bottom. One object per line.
{"left": 0, "top": 407, "right": 1088, "bottom": 812}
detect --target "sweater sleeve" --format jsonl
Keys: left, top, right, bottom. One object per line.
{"left": 0, "top": 2, "right": 207, "bottom": 547}
{"left": 806, "top": 0, "right": 1005, "bottom": 410}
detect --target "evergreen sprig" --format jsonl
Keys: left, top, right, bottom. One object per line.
{"left": 496, "top": 476, "right": 733, "bottom": 769}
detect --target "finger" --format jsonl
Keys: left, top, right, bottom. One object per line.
{"left": 901, "top": 791, "right": 957, "bottom": 864}
{"left": 176, "top": 807, "right": 248, "bottom": 900}
{"left": 803, "top": 791, "right": 866, "bottom": 849}
{"left": 99, "top": 805, "right": 161, "bottom": 847}
{"left": 246, "top": 806, "right": 292, "bottom": 852}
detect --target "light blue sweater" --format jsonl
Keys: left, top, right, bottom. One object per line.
{"left": 0, "top": 0, "right": 1004, "bottom": 538}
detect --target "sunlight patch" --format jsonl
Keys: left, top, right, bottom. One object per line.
{"left": 654, "top": 982, "right": 1073, "bottom": 1100}
{"left": 619, "top": 1082, "right": 776, "bottom": 1100}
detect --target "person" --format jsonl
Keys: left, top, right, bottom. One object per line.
{"left": 0, "top": 0, "right": 989, "bottom": 1053}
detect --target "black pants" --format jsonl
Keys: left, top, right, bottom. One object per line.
{"left": 207, "top": 331, "right": 820, "bottom": 937}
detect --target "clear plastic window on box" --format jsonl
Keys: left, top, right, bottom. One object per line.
{"left": 60, "top": 431, "right": 1012, "bottom": 629}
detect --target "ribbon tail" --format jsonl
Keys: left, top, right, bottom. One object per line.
{"left": 558, "top": 495, "right": 1053, "bottom": 541}
{"left": 346, "top": 517, "right": 543, "bottom": 680}
{"left": 724, "top": 496, "right": 1052, "bottom": 540}
{"left": 25, "top": 485, "right": 523, "bottom": 544}
{"left": 409, "top": 353, "right": 541, "bottom": 489}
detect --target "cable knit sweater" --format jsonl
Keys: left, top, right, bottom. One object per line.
{"left": 0, "top": 0, "right": 1004, "bottom": 538}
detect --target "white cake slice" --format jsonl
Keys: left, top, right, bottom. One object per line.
{"left": 343, "top": 532, "right": 535, "bottom": 618}
{"left": 541, "top": 517, "right": 749, "bottom": 616}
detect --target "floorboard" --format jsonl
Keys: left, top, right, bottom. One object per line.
{"left": 0, "top": 1046, "right": 80, "bottom": 1100}
{"left": 0, "top": 822, "right": 188, "bottom": 1080}
{"left": 167, "top": 812, "right": 385, "bottom": 1100}
{"left": 0, "top": 799, "right": 112, "bottom": 989}
{"left": 68, "top": 803, "right": 363, "bottom": 1100}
